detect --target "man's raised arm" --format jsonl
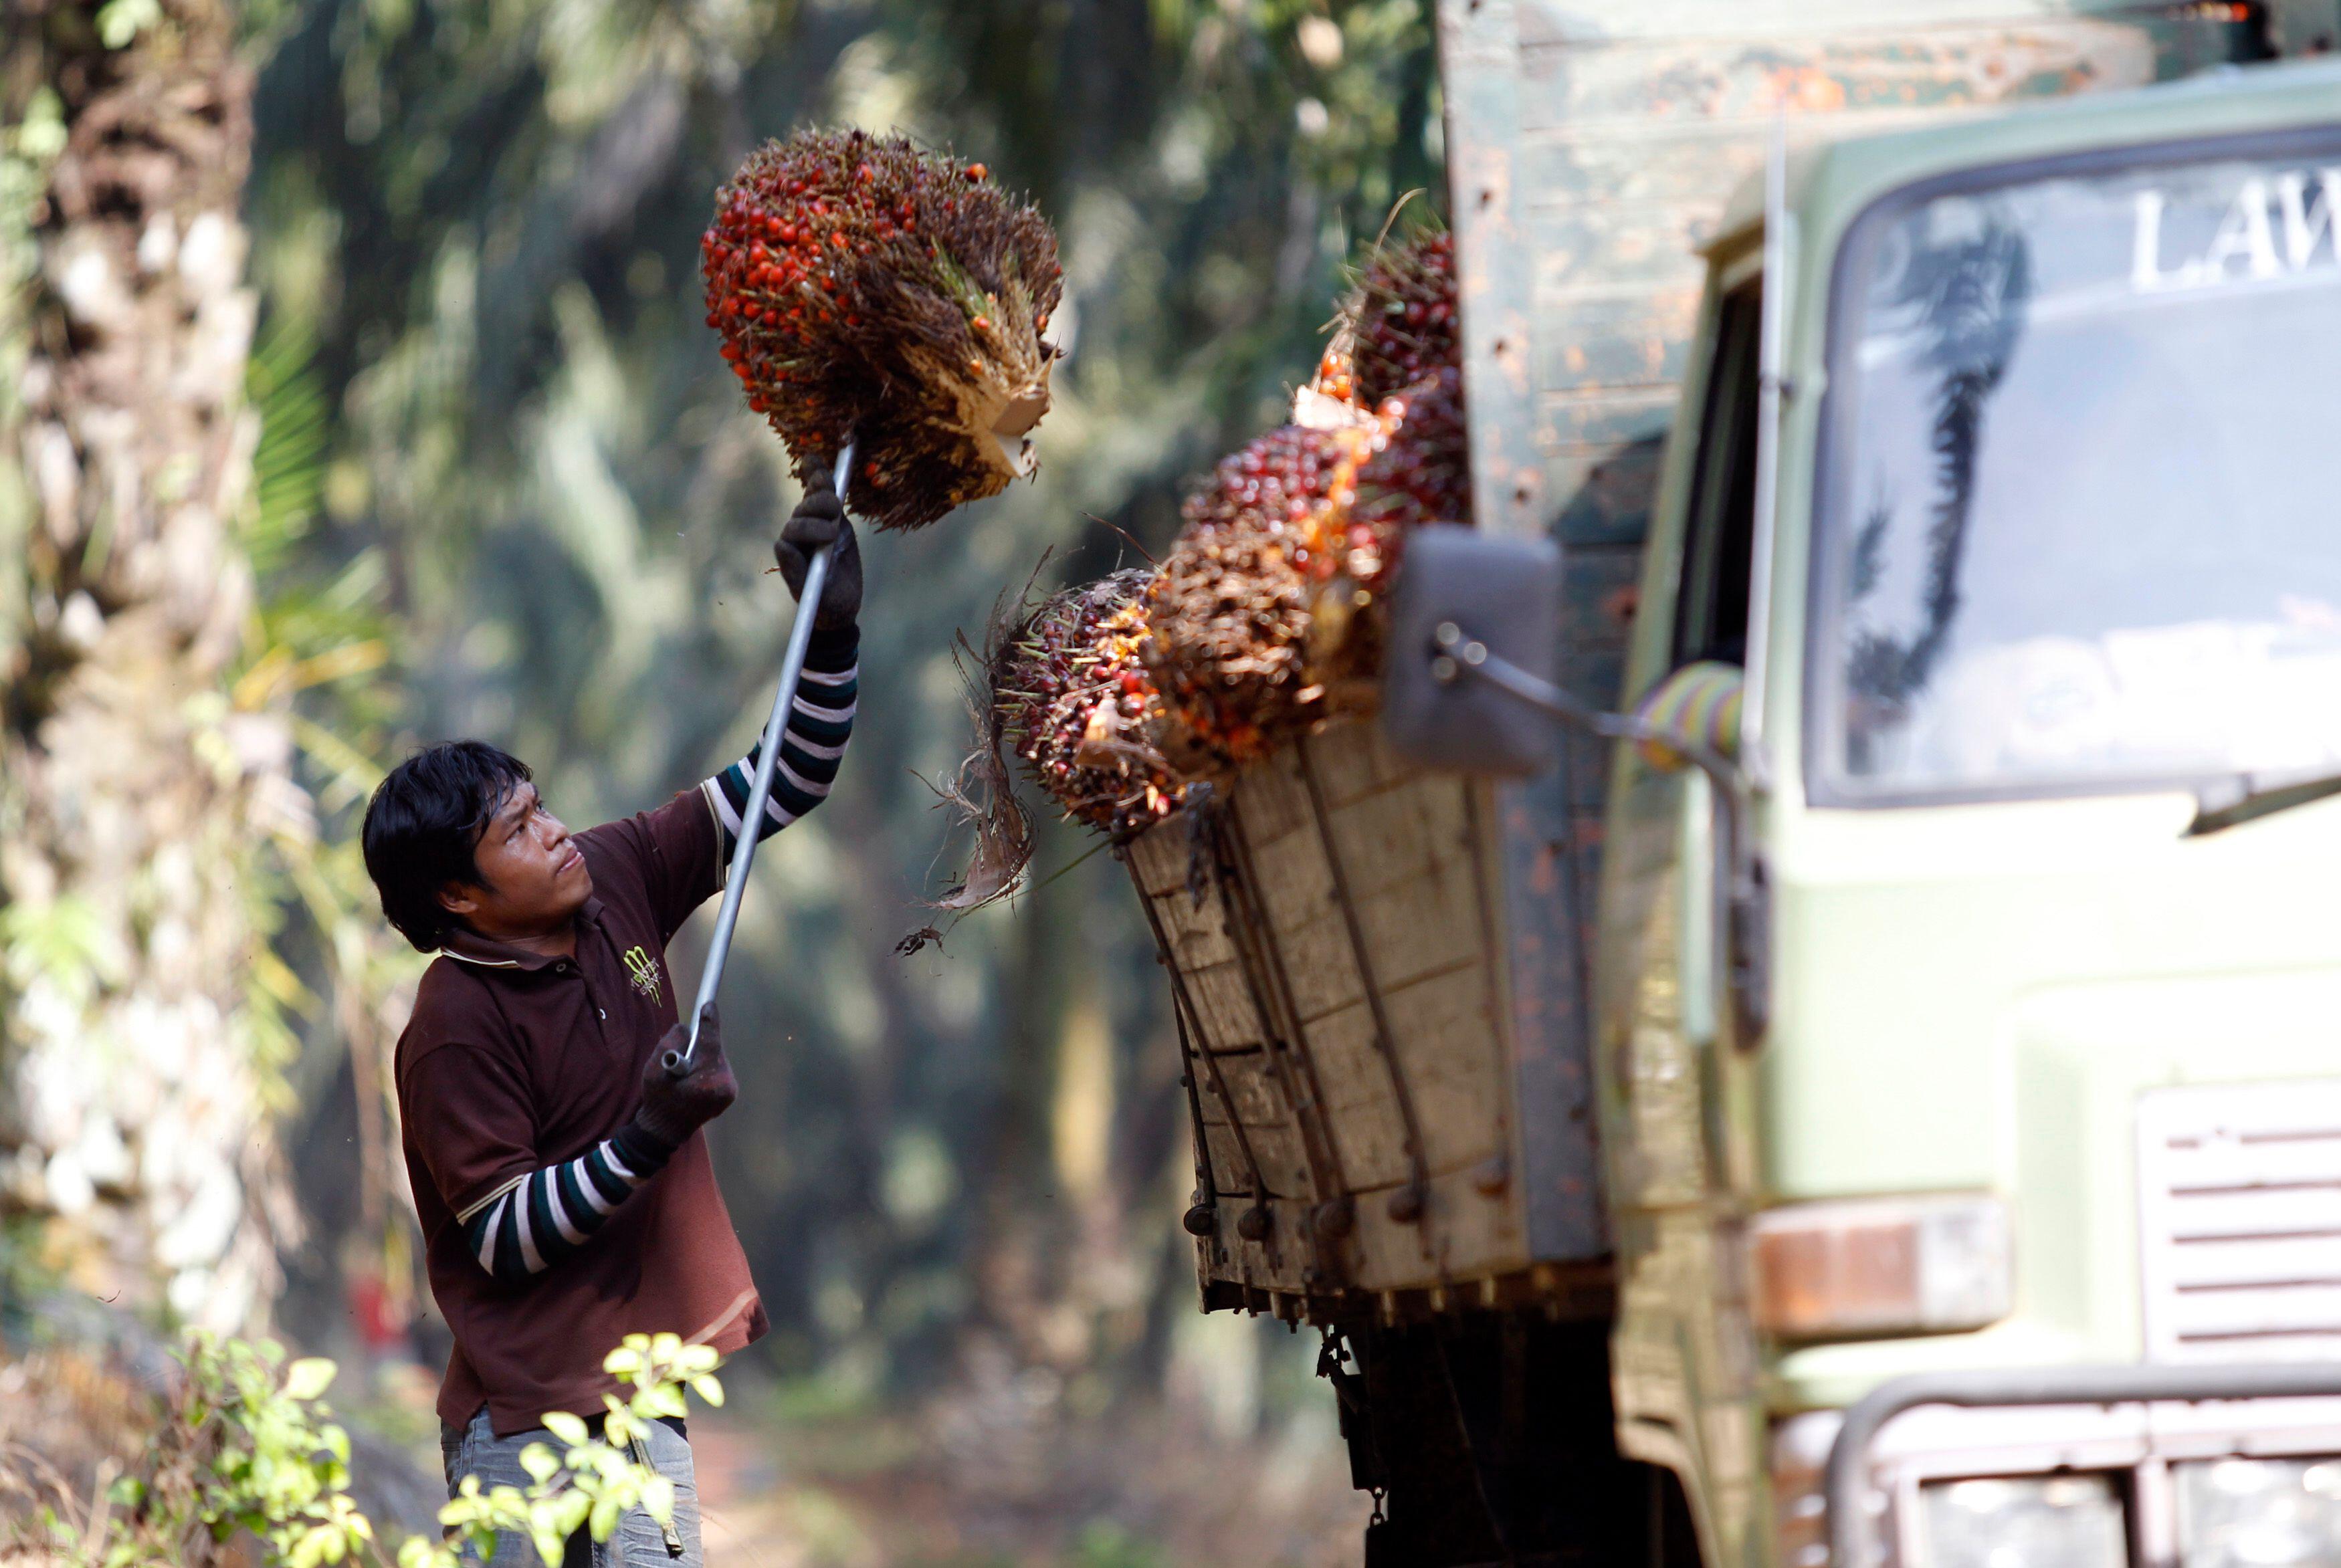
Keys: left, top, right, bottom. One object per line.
{"left": 698, "top": 473, "right": 863, "bottom": 858}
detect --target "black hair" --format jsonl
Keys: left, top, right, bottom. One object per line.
{"left": 361, "top": 741, "right": 533, "bottom": 953}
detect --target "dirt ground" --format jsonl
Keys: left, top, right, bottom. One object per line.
{"left": 690, "top": 1361, "right": 1370, "bottom": 1568}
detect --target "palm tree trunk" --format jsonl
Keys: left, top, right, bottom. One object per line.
{"left": 0, "top": 0, "right": 296, "bottom": 1330}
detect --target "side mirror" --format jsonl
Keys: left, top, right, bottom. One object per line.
{"left": 1381, "top": 530, "right": 1563, "bottom": 775}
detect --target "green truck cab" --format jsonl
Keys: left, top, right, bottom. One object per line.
{"left": 1591, "top": 55, "right": 2341, "bottom": 1568}
{"left": 1128, "top": 8, "right": 2341, "bottom": 1563}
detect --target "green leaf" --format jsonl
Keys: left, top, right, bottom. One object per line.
{"left": 601, "top": 1403, "right": 636, "bottom": 1446}
{"left": 540, "top": 1411, "right": 590, "bottom": 1448}
{"left": 690, "top": 1375, "right": 725, "bottom": 1408}
{"left": 640, "top": 1475, "right": 674, "bottom": 1525}
{"left": 282, "top": 1357, "right": 337, "bottom": 1402}
{"left": 92, "top": 0, "right": 161, "bottom": 48}
{"left": 519, "top": 1444, "right": 561, "bottom": 1484}
{"left": 551, "top": 1490, "right": 591, "bottom": 1537}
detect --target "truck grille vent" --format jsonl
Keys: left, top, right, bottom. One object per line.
{"left": 2137, "top": 1081, "right": 2341, "bottom": 1361}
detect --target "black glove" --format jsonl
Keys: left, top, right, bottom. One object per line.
{"left": 634, "top": 1004, "right": 738, "bottom": 1149}
{"left": 775, "top": 473, "right": 863, "bottom": 631}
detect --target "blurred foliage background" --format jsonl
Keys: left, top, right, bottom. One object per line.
{"left": 5, "top": 0, "right": 1443, "bottom": 1561}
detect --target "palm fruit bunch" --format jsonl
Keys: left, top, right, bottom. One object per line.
{"left": 995, "top": 571, "right": 1186, "bottom": 837}
{"left": 1142, "top": 421, "right": 1380, "bottom": 767}
{"left": 701, "top": 128, "right": 1063, "bottom": 530}
{"left": 1349, "top": 224, "right": 1458, "bottom": 407}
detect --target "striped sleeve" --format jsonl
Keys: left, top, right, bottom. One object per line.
{"left": 700, "top": 625, "right": 857, "bottom": 859}
{"left": 458, "top": 1123, "right": 678, "bottom": 1282}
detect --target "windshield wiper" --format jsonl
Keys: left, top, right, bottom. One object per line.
{"left": 2186, "top": 766, "right": 2341, "bottom": 837}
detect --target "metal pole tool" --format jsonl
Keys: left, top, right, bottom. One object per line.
{"left": 664, "top": 439, "right": 853, "bottom": 1075}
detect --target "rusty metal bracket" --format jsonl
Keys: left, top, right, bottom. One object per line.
{"left": 1213, "top": 800, "right": 1354, "bottom": 1280}
{"left": 1295, "top": 733, "right": 1437, "bottom": 1252}
{"left": 1455, "top": 780, "right": 1516, "bottom": 1171}
{"left": 1126, "top": 846, "right": 1276, "bottom": 1252}
{"left": 1166, "top": 1000, "right": 1220, "bottom": 1236}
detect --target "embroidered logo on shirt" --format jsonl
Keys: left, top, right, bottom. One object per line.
{"left": 622, "top": 945, "right": 662, "bottom": 1003}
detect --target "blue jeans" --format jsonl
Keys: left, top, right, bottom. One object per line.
{"left": 439, "top": 1407, "right": 701, "bottom": 1567}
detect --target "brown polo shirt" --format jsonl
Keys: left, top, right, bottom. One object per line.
{"left": 395, "top": 789, "right": 767, "bottom": 1436}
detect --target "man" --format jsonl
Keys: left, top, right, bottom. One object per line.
{"left": 363, "top": 479, "right": 861, "bottom": 1566}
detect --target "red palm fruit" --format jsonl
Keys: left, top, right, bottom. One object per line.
{"left": 1351, "top": 364, "right": 1471, "bottom": 553}
{"left": 993, "top": 571, "right": 1186, "bottom": 836}
{"left": 1348, "top": 225, "right": 1458, "bottom": 407}
{"left": 702, "top": 128, "right": 1063, "bottom": 530}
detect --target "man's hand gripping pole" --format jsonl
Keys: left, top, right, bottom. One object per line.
{"left": 663, "top": 440, "right": 854, "bottom": 1077}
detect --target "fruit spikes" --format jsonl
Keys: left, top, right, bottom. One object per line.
{"left": 995, "top": 571, "right": 1186, "bottom": 838}
{"left": 1291, "top": 332, "right": 1357, "bottom": 430}
{"left": 1348, "top": 225, "right": 1457, "bottom": 408}
{"left": 702, "top": 128, "right": 1063, "bottom": 530}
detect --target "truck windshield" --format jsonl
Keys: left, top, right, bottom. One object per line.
{"left": 1813, "top": 141, "right": 2341, "bottom": 801}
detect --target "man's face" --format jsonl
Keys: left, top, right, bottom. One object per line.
{"left": 436, "top": 781, "right": 593, "bottom": 939}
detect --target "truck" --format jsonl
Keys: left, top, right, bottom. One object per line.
{"left": 1118, "top": 3, "right": 2341, "bottom": 1563}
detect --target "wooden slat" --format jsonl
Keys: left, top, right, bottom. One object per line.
{"left": 1125, "top": 820, "right": 1190, "bottom": 899}
{"left": 1181, "top": 956, "right": 1267, "bottom": 1052}
{"left": 1348, "top": 864, "right": 1498, "bottom": 991}
{"left": 1240, "top": 815, "right": 1338, "bottom": 945}
{"left": 1516, "top": 0, "right": 2116, "bottom": 49}
{"left": 1300, "top": 717, "right": 1412, "bottom": 810}
{"left": 1318, "top": 770, "right": 1475, "bottom": 904}
{"left": 1145, "top": 886, "right": 1239, "bottom": 972}
{"left": 1529, "top": 205, "right": 1714, "bottom": 298}
{"left": 1233, "top": 744, "right": 1313, "bottom": 845}
{"left": 1533, "top": 385, "right": 1682, "bottom": 453}
{"left": 1438, "top": 0, "right": 1548, "bottom": 539}
{"left": 1203, "top": 1121, "right": 1316, "bottom": 1202}
{"left": 1346, "top": 1162, "right": 1532, "bottom": 1293}
{"left": 1532, "top": 291, "right": 1701, "bottom": 395}
{"left": 1514, "top": 21, "right": 2156, "bottom": 134}
{"left": 1318, "top": 1087, "right": 1414, "bottom": 1192}
{"left": 1193, "top": 1047, "right": 1292, "bottom": 1127}
{"left": 1302, "top": 966, "right": 1507, "bottom": 1177}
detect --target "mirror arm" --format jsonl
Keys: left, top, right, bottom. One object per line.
{"left": 1429, "top": 623, "right": 1771, "bottom": 1044}
{"left": 1429, "top": 622, "right": 1742, "bottom": 800}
